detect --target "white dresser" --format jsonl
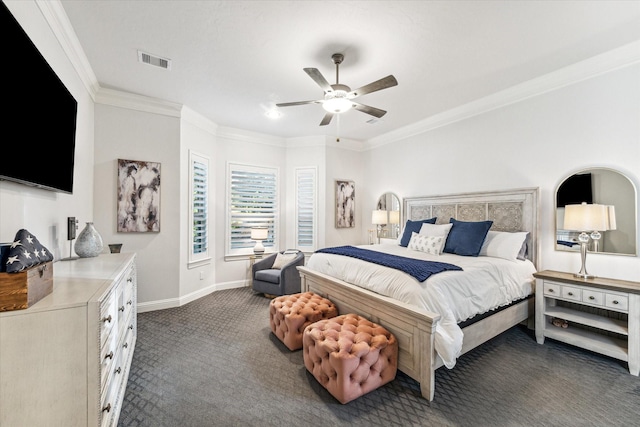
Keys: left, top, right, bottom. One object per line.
{"left": 0, "top": 253, "right": 137, "bottom": 427}
{"left": 534, "top": 270, "right": 639, "bottom": 376}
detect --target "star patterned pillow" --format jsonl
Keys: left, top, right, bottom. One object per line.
{"left": 407, "top": 232, "right": 446, "bottom": 255}
{"left": 5, "top": 229, "right": 54, "bottom": 273}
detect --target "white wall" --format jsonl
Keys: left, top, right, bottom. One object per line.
{"left": 93, "top": 102, "right": 181, "bottom": 305}
{"left": 363, "top": 63, "right": 640, "bottom": 282}
{"left": 0, "top": 1, "right": 93, "bottom": 258}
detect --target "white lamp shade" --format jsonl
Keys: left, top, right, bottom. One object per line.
{"left": 563, "top": 203, "right": 609, "bottom": 231}
{"left": 389, "top": 211, "right": 400, "bottom": 224}
{"left": 607, "top": 205, "right": 617, "bottom": 230}
{"left": 372, "top": 210, "right": 388, "bottom": 225}
{"left": 250, "top": 227, "right": 268, "bottom": 240}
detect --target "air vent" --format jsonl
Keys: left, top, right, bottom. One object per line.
{"left": 137, "top": 50, "right": 171, "bottom": 70}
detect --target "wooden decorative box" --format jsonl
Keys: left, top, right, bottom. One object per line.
{"left": 0, "top": 261, "right": 53, "bottom": 311}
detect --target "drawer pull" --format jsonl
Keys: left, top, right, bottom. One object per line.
{"left": 123, "top": 342, "right": 128, "bottom": 349}
{"left": 102, "top": 315, "right": 112, "bottom": 324}
{"left": 128, "top": 324, "right": 134, "bottom": 330}
{"left": 612, "top": 300, "right": 619, "bottom": 305}
{"left": 102, "top": 403, "right": 111, "bottom": 413}
{"left": 589, "top": 296, "right": 595, "bottom": 300}
{"left": 127, "top": 300, "right": 133, "bottom": 305}
{"left": 547, "top": 288, "right": 554, "bottom": 293}
{"left": 127, "top": 278, "right": 133, "bottom": 284}
{"left": 115, "top": 367, "right": 122, "bottom": 374}
{"left": 567, "top": 292, "right": 574, "bottom": 296}
{"left": 105, "top": 351, "right": 114, "bottom": 360}
{"left": 119, "top": 305, "right": 125, "bottom": 312}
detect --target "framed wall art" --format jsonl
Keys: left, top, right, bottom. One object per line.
{"left": 117, "top": 158, "right": 161, "bottom": 232}
{"left": 335, "top": 179, "right": 355, "bottom": 228}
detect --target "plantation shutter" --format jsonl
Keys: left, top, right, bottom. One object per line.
{"left": 228, "top": 163, "right": 278, "bottom": 254}
{"left": 296, "top": 167, "right": 316, "bottom": 250}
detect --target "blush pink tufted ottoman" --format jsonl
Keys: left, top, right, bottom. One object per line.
{"left": 303, "top": 313, "right": 398, "bottom": 404}
{"left": 269, "top": 292, "right": 338, "bottom": 351}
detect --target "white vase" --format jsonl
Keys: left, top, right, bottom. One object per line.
{"left": 74, "top": 222, "right": 104, "bottom": 258}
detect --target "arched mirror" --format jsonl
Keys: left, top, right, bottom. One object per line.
{"left": 555, "top": 167, "right": 637, "bottom": 256}
{"left": 375, "top": 192, "right": 401, "bottom": 239}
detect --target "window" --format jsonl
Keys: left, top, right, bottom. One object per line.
{"left": 189, "top": 151, "right": 210, "bottom": 265}
{"left": 227, "top": 162, "right": 278, "bottom": 257}
{"left": 295, "top": 167, "right": 317, "bottom": 251}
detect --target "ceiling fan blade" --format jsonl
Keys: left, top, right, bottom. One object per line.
{"left": 276, "top": 100, "right": 321, "bottom": 107}
{"left": 319, "top": 112, "right": 334, "bottom": 126}
{"left": 304, "top": 68, "right": 334, "bottom": 94}
{"left": 351, "top": 101, "right": 387, "bottom": 118}
{"left": 348, "top": 75, "right": 398, "bottom": 98}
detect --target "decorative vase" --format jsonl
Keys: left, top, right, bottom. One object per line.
{"left": 74, "top": 222, "right": 104, "bottom": 258}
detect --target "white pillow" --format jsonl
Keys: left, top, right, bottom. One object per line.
{"left": 479, "top": 231, "right": 528, "bottom": 261}
{"left": 271, "top": 252, "right": 297, "bottom": 269}
{"left": 408, "top": 232, "right": 446, "bottom": 255}
{"left": 419, "top": 222, "right": 453, "bottom": 237}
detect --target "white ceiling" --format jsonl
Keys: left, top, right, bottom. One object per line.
{"left": 59, "top": 1, "right": 640, "bottom": 142}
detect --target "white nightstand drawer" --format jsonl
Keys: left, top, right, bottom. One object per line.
{"left": 562, "top": 286, "right": 582, "bottom": 302}
{"left": 582, "top": 289, "right": 604, "bottom": 306}
{"left": 543, "top": 282, "right": 561, "bottom": 297}
{"left": 605, "top": 293, "right": 628, "bottom": 311}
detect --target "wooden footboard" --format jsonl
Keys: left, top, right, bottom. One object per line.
{"left": 298, "top": 266, "right": 533, "bottom": 401}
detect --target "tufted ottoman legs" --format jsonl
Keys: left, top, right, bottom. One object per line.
{"left": 303, "top": 313, "right": 398, "bottom": 404}
{"left": 269, "top": 292, "right": 338, "bottom": 351}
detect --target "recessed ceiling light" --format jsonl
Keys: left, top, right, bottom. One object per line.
{"left": 265, "top": 110, "right": 281, "bottom": 119}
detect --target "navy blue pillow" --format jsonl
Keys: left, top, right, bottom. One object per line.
{"left": 443, "top": 218, "right": 493, "bottom": 256}
{"left": 399, "top": 217, "right": 437, "bottom": 247}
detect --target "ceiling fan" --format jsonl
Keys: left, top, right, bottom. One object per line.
{"left": 276, "top": 53, "right": 398, "bottom": 126}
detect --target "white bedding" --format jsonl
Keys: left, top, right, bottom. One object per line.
{"left": 306, "top": 243, "right": 536, "bottom": 369}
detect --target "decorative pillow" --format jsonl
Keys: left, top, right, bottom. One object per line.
{"left": 399, "top": 217, "right": 437, "bottom": 247}
{"left": 271, "top": 252, "right": 298, "bottom": 269}
{"left": 408, "top": 232, "right": 446, "bottom": 255}
{"left": 5, "top": 229, "right": 54, "bottom": 273}
{"left": 443, "top": 218, "right": 493, "bottom": 257}
{"left": 480, "top": 231, "right": 529, "bottom": 261}
{"left": 419, "top": 222, "right": 453, "bottom": 238}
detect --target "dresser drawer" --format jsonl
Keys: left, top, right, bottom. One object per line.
{"left": 100, "top": 291, "right": 118, "bottom": 348}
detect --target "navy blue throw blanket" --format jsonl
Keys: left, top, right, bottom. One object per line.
{"left": 316, "top": 245, "right": 462, "bottom": 282}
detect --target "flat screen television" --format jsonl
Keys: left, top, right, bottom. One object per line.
{"left": 0, "top": 2, "right": 77, "bottom": 194}
{"left": 557, "top": 173, "right": 593, "bottom": 207}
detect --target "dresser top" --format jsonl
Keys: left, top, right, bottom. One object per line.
{"left": 0, "top": 253, "right": 135, "bottom": 317}
{"left": 534, "top": 270, "right": 640, "bottom": 294}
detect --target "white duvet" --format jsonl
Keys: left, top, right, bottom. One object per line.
{"left": 306, "top": 243, "right": 536, "bottom": 369}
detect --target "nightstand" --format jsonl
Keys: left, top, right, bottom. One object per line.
{"left": 534, "top": 270, "right": 639, "bottom": 376}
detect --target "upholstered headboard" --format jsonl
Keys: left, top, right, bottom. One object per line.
{"left": 403, "top": 187, "right": 539, "bottom": 267}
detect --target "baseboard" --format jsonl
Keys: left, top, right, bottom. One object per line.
{"left": 137, "top": 279, "right": 249, "bottom": 313}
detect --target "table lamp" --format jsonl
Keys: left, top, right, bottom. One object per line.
{"left": 563, "top": 203, "right": 609, "bottom": 279}
{"left": 250, "top": 227, "right": 268, "bottom": 255}
{"left": 372, "top": 210, "right": 388, "bottom": 244}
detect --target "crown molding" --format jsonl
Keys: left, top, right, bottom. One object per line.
{"left": 181, "top": 107, "right": 218, "bottom": 134}
{"left": 217, "top": 126, "right": 286, "bottom": 147}
{"left": 95, "top": 87, "right": 183, "bottom": 117}
{"left": 367, "top": 40, "right": 640, "bottom": 149}
{"left": 38, "top": 0, "right": 100, "bottom": 100}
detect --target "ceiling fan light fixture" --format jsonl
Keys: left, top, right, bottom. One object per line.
{"left": 322, "top": 98, "right": 352, "bottom": 113}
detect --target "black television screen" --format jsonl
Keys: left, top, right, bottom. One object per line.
{"left": 557, "top": 173, "right": 593, "bottom": 207}
{"left": 0, "top": 2, "right": 77, "bottom": 194}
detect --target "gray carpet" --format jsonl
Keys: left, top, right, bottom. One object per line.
{"left": 118, "top": 287, "right": 640, "bottom": 427}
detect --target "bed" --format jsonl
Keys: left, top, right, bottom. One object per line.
{"left": 297, "top": 187, "right": 539, "bottom": 401}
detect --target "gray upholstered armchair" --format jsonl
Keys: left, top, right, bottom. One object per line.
{"left": 252, "top": 250, "right": 305, "bottom": 296}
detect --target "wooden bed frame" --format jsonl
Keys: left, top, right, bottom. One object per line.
{"left": 298, "top": 187, "right": 539, "bottom": 401}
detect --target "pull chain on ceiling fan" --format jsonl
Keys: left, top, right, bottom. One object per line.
{"left": 276, "top": 53, "right": 398, "bottom": 126}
